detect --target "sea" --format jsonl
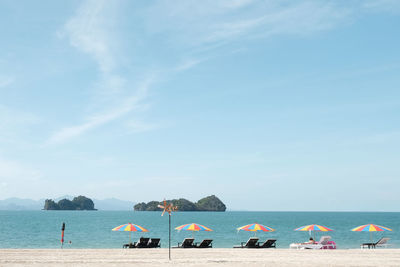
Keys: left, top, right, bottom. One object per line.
{"left": 0, "top": 211, "right": 399, "bottom": 249}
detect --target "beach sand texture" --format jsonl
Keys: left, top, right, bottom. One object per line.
{"left": 1, "top": 249, "right": 400, "bottom": 267}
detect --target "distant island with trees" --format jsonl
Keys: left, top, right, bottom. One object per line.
{"left": 43, "top": 196, "right": 96, "bottom": 210}
{"left": 134, "top": 195, "right": 226, "bottom": 212}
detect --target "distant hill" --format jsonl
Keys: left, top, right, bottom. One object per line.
{"left": 0, "top": 198, "right": 43, "bottom": 210}
{"left": 0, "top": 197, "right": 136, "bottom": 210}
{"left": 44, "top": 196, "right": 96, "bottom": 210}
{"left": 134, "top": 195, "right": 226, "bottom": 212}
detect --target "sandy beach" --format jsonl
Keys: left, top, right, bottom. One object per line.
{"left": 1, "top": 249, "right": 400, "bottom": 267}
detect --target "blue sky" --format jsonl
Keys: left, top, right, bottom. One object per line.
{"left": 1, "top": 0, "right": 400, "bottom": 211}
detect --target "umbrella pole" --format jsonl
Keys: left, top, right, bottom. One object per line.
{"left": 130, "top": 231, "right": 132, "bottom": 245}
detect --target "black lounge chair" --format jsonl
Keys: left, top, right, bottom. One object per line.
{"left": 233, "top": 237, "right": 259, "bottom": 248}
{"left": 194, "top": 239, "right": 213, "bottom": 248}
{"left": 257, "top": 239, "right": 277, "bottom": 248}
{"left": 122, "top": 242, "right": 135, "bottom": 248}
{"left": 135, "top": 237, "right": 150, "bottom": 248}
{"left": 361, "top": 237, "right": 390, "bottom": 249}
{"left": 147, "top": 238, "right": 161, "bottom": 248}
{"left": 173, "top": 238, "right": 195, "bottom": 248}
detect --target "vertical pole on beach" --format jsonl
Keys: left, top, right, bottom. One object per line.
{"left": 158, "top": 200, "right": 177, "bottom": 261}
{"left": 169, "top": 213, "right": 171, "bottom": 260}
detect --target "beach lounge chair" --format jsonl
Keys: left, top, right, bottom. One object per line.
{"left": 173, "top": 238, "right": 195, "bottom": 248}
{"left": 233, "top": 237, "right": 259, "bottom": 248}
{"left": 303, "top": 236, "right": 331, "bottom": 249}
{"left": 135, "top": 237, "right": 150, "bottom": 248}
{"left": 361, "top": 237, "right": 390, "bottom": 249}
{"left": 147, "top": 238, "right": 161, "bottom": 248}
{"left": 122, "top": 242, "right": 135, "bottom": 248}
{"left": 194, "top": 239, "right": 213, "bottom": 248}
{"left": 257, "top": 239, "right": 277, "bottom": 248}
{"left": 290, "top": 236, "right": 331, "bottom": 249}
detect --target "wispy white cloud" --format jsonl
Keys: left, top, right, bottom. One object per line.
{"left": 145, "top": 0, "right": 351, "bottom": 47}
{"left": 363, "top": 0, "right": 400, "bottom": 13}
{"left": 48, "top": 0, "right": 385, "bottom": 145}
{"left": 222, "top": 0, "right": 253, "bottom": 9}
{"left": 174, "top": 58, "right": 206, "bottom": 72}
{"left": 47, "top": 77, "right": 154, "bottom": 145}
{"left": 211, "top": 2, "right": 349, "bottom": 42}
{"left": 49, "top": 0, "right": 157, "bottom": 144}
{"left": 63, "top": 0, "right": 116, "bottom": 73}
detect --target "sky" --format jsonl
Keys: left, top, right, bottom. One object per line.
{"left": 0, "top": 0, "right": 400, "bottom": 211}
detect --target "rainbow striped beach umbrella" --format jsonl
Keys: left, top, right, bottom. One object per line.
{"left": 175, "top": 223, "right": 212, "bottom": 238}
{"left": 112, "top": 223, "right": 149, "bottom": 244}
{"left": 175, "top": 223, "right": 213, "bottom": 232}
{"left": 237, "top": 223, "right": 275, "bottom": 237}
{"left": 351, "top": 224, "right": 392, "bottom": 232}
{"left": 295, "top": 224, "right": 333, "bottom": 232}
{"left": 295, "top": 224, "right": 333, "bottom": 239}
{"left": 351, "top": 224, "right": 392, "bottom": 243}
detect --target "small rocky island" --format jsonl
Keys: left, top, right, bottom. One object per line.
{"left": 43, "top": 195, "right": 96, "bottom": 210}
{"left": 134, "top": 195, "right": 226, "bottom": 212}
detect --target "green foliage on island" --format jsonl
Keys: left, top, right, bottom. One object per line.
{"left": 196, "top": 195, "right": 227, "bottom": 211}
{"left": 43, "top": 196, "right": 96, "bottom": 210}
{"left": 134, "top": 195, "right": 226, "bottom": 212}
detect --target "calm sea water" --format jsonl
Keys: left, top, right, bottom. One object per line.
{"left": 0, "top": 211, "right": 399, "bottom": 249}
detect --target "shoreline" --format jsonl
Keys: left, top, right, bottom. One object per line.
{"left": 1, "top": 248, "right": 400, "bottom": 266}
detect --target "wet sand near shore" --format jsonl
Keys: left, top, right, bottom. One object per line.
{"left": 1, "top": 248, "right": 400, "bottom": 266}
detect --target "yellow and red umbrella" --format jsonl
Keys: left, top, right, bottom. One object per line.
{"left": 112, "top": 223, "right": 148, "bottom": 244}
{"left": 237, "top": 223, "right": 275, "bottom": 237}
{"left": 295, "top": 224, "right": 333, "bottom": 239}
{"left": 351, "top": 224, "right": 392, "bottom": 243}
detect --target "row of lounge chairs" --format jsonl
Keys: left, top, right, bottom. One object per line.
{"left": 174, "top": 237, "right": 276, "bottom": 249}
{"left": 123, "top": 236, "right": 390, "bottom": 249}
{"left": 289, "top": 236, "right": 390, "bottom": 249}
{"left": 123, "top": 237, "right": 160, "bottom": 248}
{"left": 173, "top": 238, "right": 213, "bottom": 248}
{"left": 123, "top": 237, "right": 213, "bottom": 249}
{"left": 123, "top": 237, "right": 276, "bottom": 249}
{"left": 233, "top": 237, "right": 276, "bottom": 248}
